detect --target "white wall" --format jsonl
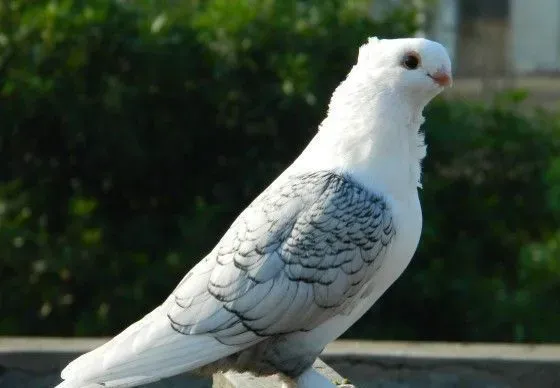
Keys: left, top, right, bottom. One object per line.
{"left": 510, "top": 0, "right": 560, "bottom": 73}
{"left": 429, "top": 0, "right": 560, "bottom": 75}
{"left": 429, "top": 0, "right": 459, "bottom": 69}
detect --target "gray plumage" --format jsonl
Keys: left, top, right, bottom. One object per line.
{"left": 166, "top": 171, "right": 393, "bottom": 375}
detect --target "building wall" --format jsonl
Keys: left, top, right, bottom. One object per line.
{"left": 429, "top": 0, "right": 458, "bottom": 67}
{"left": 510, "top": 0, "right": 560, "bottom": 73}
{"left": 429, "top": 0, "right": 560, "bottom": 76}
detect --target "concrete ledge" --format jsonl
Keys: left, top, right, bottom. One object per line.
{"left": 1, "top": 338, "right": 559, "bottom": 387}
{"left": 324, "top": 340, "right": 560, "bottom": 361}
{"left": 323, "top": 340, "right": 560, "bottom": 388}
{"left": 0, "top": 337, "right": 108, "bottom": 373}
{"left": 0, "top": 337, "right": 349, "bottom": 387}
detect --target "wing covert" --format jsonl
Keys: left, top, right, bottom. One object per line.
{"left": 166, "top": 171, "right": 395, "bottom": 345}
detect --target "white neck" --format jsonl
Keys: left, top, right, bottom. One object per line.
{"left": 290, "top": 75, "right": 427, "bottom": 200}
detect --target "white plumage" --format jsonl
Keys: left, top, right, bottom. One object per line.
{"left": 57, "top": 37, "right": 451, "bottom": 388}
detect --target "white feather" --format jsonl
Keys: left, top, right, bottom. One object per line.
{"left": 57, "top": 305, "right": 249, "bottom": 387}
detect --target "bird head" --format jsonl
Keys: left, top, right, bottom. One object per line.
{"left": 353, "top": 37, "right": 452, "bottom": 106}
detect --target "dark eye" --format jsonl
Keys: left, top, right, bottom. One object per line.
{"left": 402, "top": 53, "right": 420, "bottom": 70}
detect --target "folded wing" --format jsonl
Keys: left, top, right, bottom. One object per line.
{"left": 168, "top": 171, "right": 395, "bottom": 344}
{"left": 59, "top": 171, "right": 394, "bottom": 387}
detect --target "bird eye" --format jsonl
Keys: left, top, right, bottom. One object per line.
{"left": 402, "top": 52, "right": 420, "bottom": 70}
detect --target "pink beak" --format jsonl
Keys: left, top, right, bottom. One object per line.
{"left": 429, "top": 69, "right": 452, "bottom": 87}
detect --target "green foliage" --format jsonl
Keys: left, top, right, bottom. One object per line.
{"left": 0, "top": 0, "right": 558, "bottom": 343}
{"left": 0, "top": 0, "right": 418, "bottom": 335}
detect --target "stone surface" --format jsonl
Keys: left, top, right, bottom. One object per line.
{"left": 0, "top": 366, "right": 211, "bottom": 387}
{"left": 323, "top": 340, "right": 560, "bottom": 388}
{"left": 0, "top": 338, "right": 345, "bottom": 388}
{"left": 212, "top": 358, "right": 351, "bottom": 388}
{"left": 0, "top": 359, "right": 345, "bottom": 388}
{"left": 1, "top": 338, "right": 559, "bottom": 387}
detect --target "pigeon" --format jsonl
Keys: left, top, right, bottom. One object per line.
{"left": 57, "top": 37, "right": 452, "bottom": 388}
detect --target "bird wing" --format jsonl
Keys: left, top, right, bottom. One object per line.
{"left": 59, "top": 171, "right": 395, "bottom": 387}
{"left": 167, "top": 170, "right": 395, "bottom": 344}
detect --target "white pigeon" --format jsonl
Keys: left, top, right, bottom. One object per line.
{"left": 57, "top": 37, "right": 451, "bottom": 388}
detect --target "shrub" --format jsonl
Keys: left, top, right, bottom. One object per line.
{"left": 0, "top": 0, "right": 418, "bottom": 335}
{"left": 1, "top": 0, "right": 558, "bottom": 343}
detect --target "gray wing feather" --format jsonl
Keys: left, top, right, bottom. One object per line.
{"left": 166, "top": 171, "right": 395, "bottom": 345}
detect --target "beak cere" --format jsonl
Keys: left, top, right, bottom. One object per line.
{"left": 429, "top": 69, "right": 452, "bottom": 87}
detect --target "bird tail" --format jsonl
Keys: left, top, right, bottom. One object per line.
{"left": 57, "top": 307, "right": 245, "bottom": 388}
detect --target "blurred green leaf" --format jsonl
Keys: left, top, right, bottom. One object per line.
{"left": 70, "top": 198, "right": 98, "bottom": 217}
{"left": 2, "top": 0, "right": 558, "bottom": 344}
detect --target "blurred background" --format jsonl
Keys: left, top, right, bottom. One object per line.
{"left": 0, "top": 0, "right": 559, "bottom": 344}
